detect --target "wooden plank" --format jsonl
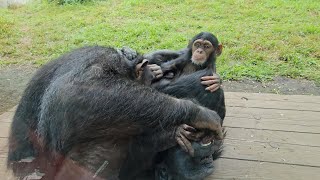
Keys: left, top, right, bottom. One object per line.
{"left": 225, "top": 127, "right": 320, "bottom": 147}
{"left": 224, "top": 117, "right": 320, "bottom": 133}
{"left": 221, "top": 139, "right": 320, "bottom": 167}
{"left": 0, "top": 107, "right": 14, "bottom": 139}
{"left": 206, "top": 158, "right": 320, "bottom": 180}
{"left": 225, "top": 98, "right": 320, "bottom": 112}
{"left": 226, "top": 112, "right": 320, "bottom": 126}
{"left": 225, "top": 92, "right": 320, "bottom": 104}
{"left": 226, "top": 106, "right": 320, "bottom": 121}
{"left": 0, "top": 157, "right": 15, "bottom": 180}
{"left": 0, "top": 138, "right": 8, "bottom": 158}
{"left": 0, "top": 109, "right": 14, "bottom": 123}
{"left": 0, "top": 122, "right": 10, "bottom": 138}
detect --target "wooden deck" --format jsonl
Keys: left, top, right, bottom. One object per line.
{"left": 0, "top": 92, "right": 320, "bottom": 179}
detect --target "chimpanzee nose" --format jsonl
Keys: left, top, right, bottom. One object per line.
{"left": 197, "top": 49, "right": 203, "bottom": 54}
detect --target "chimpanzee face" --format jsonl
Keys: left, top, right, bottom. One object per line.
{"left": 191, "top": 39, "right": 215, "bottom": 65}
{"left": 155, "top": 141, "right": 218, "bottom": 180}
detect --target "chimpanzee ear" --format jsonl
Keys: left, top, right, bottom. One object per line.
{"left": 136, "top": 59, "right": 149, "bottom": 73}
{"left": 216, "top": 44, "right": 223, "bottom": 56}
{"left": 141, "top": 59, "right": 149, "bottom": 68}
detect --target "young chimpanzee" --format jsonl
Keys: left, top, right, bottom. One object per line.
{"left": 155, "top": 32, "right": 224, "bottom": 117}
{"left": 119, "top": 33, "right": 226, "bottom": 180}
{"left": 146, "top": 32, "right": 223, "bottom": 93}
{"left": 7, "top": 46, "right": 223, "bottom": 180}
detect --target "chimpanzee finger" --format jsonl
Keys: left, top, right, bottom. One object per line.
{"left": 180, "top": 134, "right": 194, "bottom": 156}
{"left": 180, "top": 130, "right": 199, "bottom": 141}
{"left": 156, "top": 74, "right": 163, "bottom": 79}
{"left": 205, "top": 84, "right": 220, "bottom": 91}
{"left": 187, "top": 132, "right": 205, "bottom": 141}
{"left": 210, "top": 86, "right": 221, "bottom": 92}
{"left": 182, "top": 124, "right": 196, "bottom": 132}
{"left": 201, "top": 76, "right": 215, "bottom": 80}
{"left": 201, "top": 79, "right": 220, "bottom": 86}
{"left": 179, "top": 124, "right": 201, "bottom": 141}
{"left": 176, "top": 136, "right": 188, "bottom": 153}
{"left": 153, "top": 69, "right": 163, "bottom": 75}
{"left": 201, "top": 75, "right": 219, "bottom": 81}
{"left": 148, "top": 64, "right": 161, "bottom": 71}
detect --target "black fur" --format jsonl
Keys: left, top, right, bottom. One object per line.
{"left": 136, "top": 32, "right": 226, "bottom": 180}
{"left": 7, "top": 46, "right": 222, "bottom": 179}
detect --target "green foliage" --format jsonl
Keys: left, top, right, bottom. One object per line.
{"left": 0, "top": 0, "right": 319, "bottom": 83}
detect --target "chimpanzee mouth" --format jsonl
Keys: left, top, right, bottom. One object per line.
{"left": 200, "top": 141, "right": 212, "bottom": 147}
{"left": 191, "top": 58, "right": 206, "bottom": 65}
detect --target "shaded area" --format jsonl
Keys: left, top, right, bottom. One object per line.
{"left": 223, "top": 77, "right": 320, "bottom": 96}
{"left": 0, "top": 65, "right": 36, "bottom": 113}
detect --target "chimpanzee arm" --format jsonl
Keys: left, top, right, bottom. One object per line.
{"left": 117, "top": 46, "right": 138, "bottom": 61}
{"left": 159, "top": 53, "right": 191, "bottom": 75}
{"left": 143, "top": 48, "right": 192, "bottom": 77}
{"left": 38, "top": 66, "right": 223, "bottom": 154}
{"left": 144, "top": 48, "right": 188, "bottom": 65}
{"left": 159, "top": 69, "right": 226, "bottom": 121}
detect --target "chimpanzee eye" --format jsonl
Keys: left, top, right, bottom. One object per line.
{"left": 194, "top": 43, "right": 200, "bottom": 48}
{"left": 205, "top": 45, "right": 211, "bottom": 49}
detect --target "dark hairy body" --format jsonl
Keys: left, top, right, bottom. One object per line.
{"left": 154, "top": 33, "right": 226, "bottom": 180}
{"left": 153, "top": 33, "right": 226, "bottom": 180}
{"left": 145, "top": 32, "right": 225, "bottom": 122}
{"left": 7, "top": 46, "right": 223, "bottom": 180}
{"left": 145, "top": 32, "right": 225, "bottom": 119}
{"left": 120, "top": 32, "right": 226, "bottom": 180}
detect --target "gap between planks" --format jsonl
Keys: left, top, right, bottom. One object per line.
{"left": 225, "top": 92, "right": 320, "bottom": 104}
{"left": 206, "top": 158, "right": 320, "bottom": 180}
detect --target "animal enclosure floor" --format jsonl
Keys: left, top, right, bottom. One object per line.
{"left": 0, "top": 92, "right": 320, "bottom": 180}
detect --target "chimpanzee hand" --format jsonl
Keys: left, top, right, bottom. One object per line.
{"left": 160, "top": 62, "right": 176, "bottom": 75}
{"left": 201, "top": 73, "right": 222, "bottom": 92}
{"left": 152, "top": 63, "right": 174, "bottom": 79}
{"left": 175, "top": 124, "right": 205, "bottom": 157}
{"left": 119, "top": 46, "right": 137, "bottom": 61}
{"left": 192, "top": 106, "right": 223, "bottom": 140}
{"left": 147, "top": 64, "right": 163, "bottom": 79}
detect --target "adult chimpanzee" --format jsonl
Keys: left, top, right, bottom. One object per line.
{"left": 119, "top": 32, "right": 226, "bottom": 180}
{"left": 7, "top": 46, "right": 223, "bottom": 180}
